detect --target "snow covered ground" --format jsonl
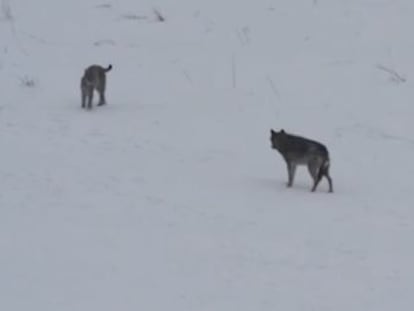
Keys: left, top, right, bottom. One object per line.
{"left": 1, "top": 0, "right": 414, "bottom": 310}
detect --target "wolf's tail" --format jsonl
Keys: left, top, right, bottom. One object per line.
{"left": 104, "top": 64, "right": 113, "bottom": 72}
{"left": 318, "top": 158, "right": 330, "bottom": 180}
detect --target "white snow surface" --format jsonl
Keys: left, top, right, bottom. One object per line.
{"left": 1, "top": 0, "right": 414, "bottom": 310}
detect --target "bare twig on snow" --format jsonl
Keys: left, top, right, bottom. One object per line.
{"left": 376, "top": 64, "right": 406, "bottom": 84}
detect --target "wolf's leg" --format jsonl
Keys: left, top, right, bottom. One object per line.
{"left": 97, "top": 77, "right": 106, "bottom": 106}
{"left": 97, "top": 90, "right": 106, "bottom": 106}
{"left": 309, "top": 160, "right": 322, "bottom": 192}
{"left": 308, "top": 161, "right": 319, "bottom": 181}
{"left": 87, "top": 88, "right": 94, "bottom": 110}
{"left": 310, "top": 159, "right": 333, "bottom": 193}
{"left": 81, "top": 89, "right": 86, "bottom": 108}
{"left": 286, "top": 162, "right": 296, "bottom": 187}
{"left": 324, "top": 168, "right": 334, "bottom": 193}
{"left": 311, "top": 175, "right": 323, "bottom": 192}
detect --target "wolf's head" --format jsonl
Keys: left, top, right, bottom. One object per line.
{"left": 270, "top": 129, "right": 286, "bottom": 150}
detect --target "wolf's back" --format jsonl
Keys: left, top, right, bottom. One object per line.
{"left": 285, "top": 134, "right": 327, "bottom": 155}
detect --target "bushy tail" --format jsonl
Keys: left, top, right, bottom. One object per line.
{"left": 104, "top": 64, "right": 113, "bottom": 72}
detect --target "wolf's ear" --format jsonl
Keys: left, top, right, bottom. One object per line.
{"left": 270, "top": 129, "right": 275, "bottom": 134}
{"left": 280, "top": 129, "right": 285, "bottom": 134}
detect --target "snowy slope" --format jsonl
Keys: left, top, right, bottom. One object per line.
{"left": 1, "top": 0, "right": 414, "bottom": 310}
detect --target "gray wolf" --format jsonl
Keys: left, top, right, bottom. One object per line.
{"left": 270, "top": 129, "right": 333, "bottom": 193}
{"left": 80, "top": 64, "right": 112, "bottom": 109}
